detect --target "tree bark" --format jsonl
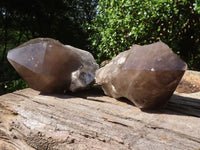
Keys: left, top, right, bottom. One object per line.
{"left": 1, "top": 9, "right": 8, "bottom": 62}
{"left": 0, "top": 87, "right": 200, "bottom": 150}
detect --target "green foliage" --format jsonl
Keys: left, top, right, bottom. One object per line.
{"left": 0, "top": 79, "right": 28, "bottom": 94}
{"left": 194, "top": 0, "right": 200, "bottom": 14}
{"left": 89, "top": 0, "right": 200, "bottom": 68}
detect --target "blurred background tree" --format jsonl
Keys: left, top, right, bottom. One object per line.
{"left": 0, "top": 0, "right": 200, "bottom": 95}
{"left": 0, "top": 0, "right": 98, "bottom": 94}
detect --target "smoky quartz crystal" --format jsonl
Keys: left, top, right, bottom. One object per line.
{"left": 7, "top": 38, "right": 99, "bottom": 93}
{"left": 96, "top": 41, "right": 187, "bottom": 109}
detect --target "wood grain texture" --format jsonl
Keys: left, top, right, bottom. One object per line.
{"left": 0, "top": 87, "right": 200, "bottom": 150}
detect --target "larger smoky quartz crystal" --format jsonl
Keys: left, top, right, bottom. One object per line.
{"left": 7, "top": 38, "right": 99, "bottom": 93}
{"left": 96, "top": 41, "right": 187, "bottom": 109}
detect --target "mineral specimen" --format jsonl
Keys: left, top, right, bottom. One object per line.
{"left": 7, "top": 38, "right": 99, "bottom": 93}
{"left": 96, "top": 41, "right": 187, "bottom": 109}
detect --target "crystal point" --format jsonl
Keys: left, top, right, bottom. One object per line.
{"left": 96, "top": 41, "right": 187, "bottom": 109}
{"left": 7, "top": 38, "right": 99, "bottom": 93}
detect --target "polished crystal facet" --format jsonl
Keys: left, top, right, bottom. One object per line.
{"left": 7, "top": 38, "right": 99, "bottom": 93}
{"left": 96, "top": 41, "right": 187, "bottom": 109}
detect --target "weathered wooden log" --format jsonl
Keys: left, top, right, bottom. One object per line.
{"left": 0, "top": 87, "right": 200, "bottom": 150}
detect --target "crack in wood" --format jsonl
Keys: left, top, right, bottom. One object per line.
{"left": 12, "top": 93, "right": 30, "bottom": 99}
{"left": 145, "top": 124, "right": 200, "bottom": 144}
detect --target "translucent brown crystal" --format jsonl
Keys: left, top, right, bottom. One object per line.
{"left": 96, "top": 41, "right": 187, "bottom": 109}
{"left": 7, "top": 38, "right": 99, "bottom": 93}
